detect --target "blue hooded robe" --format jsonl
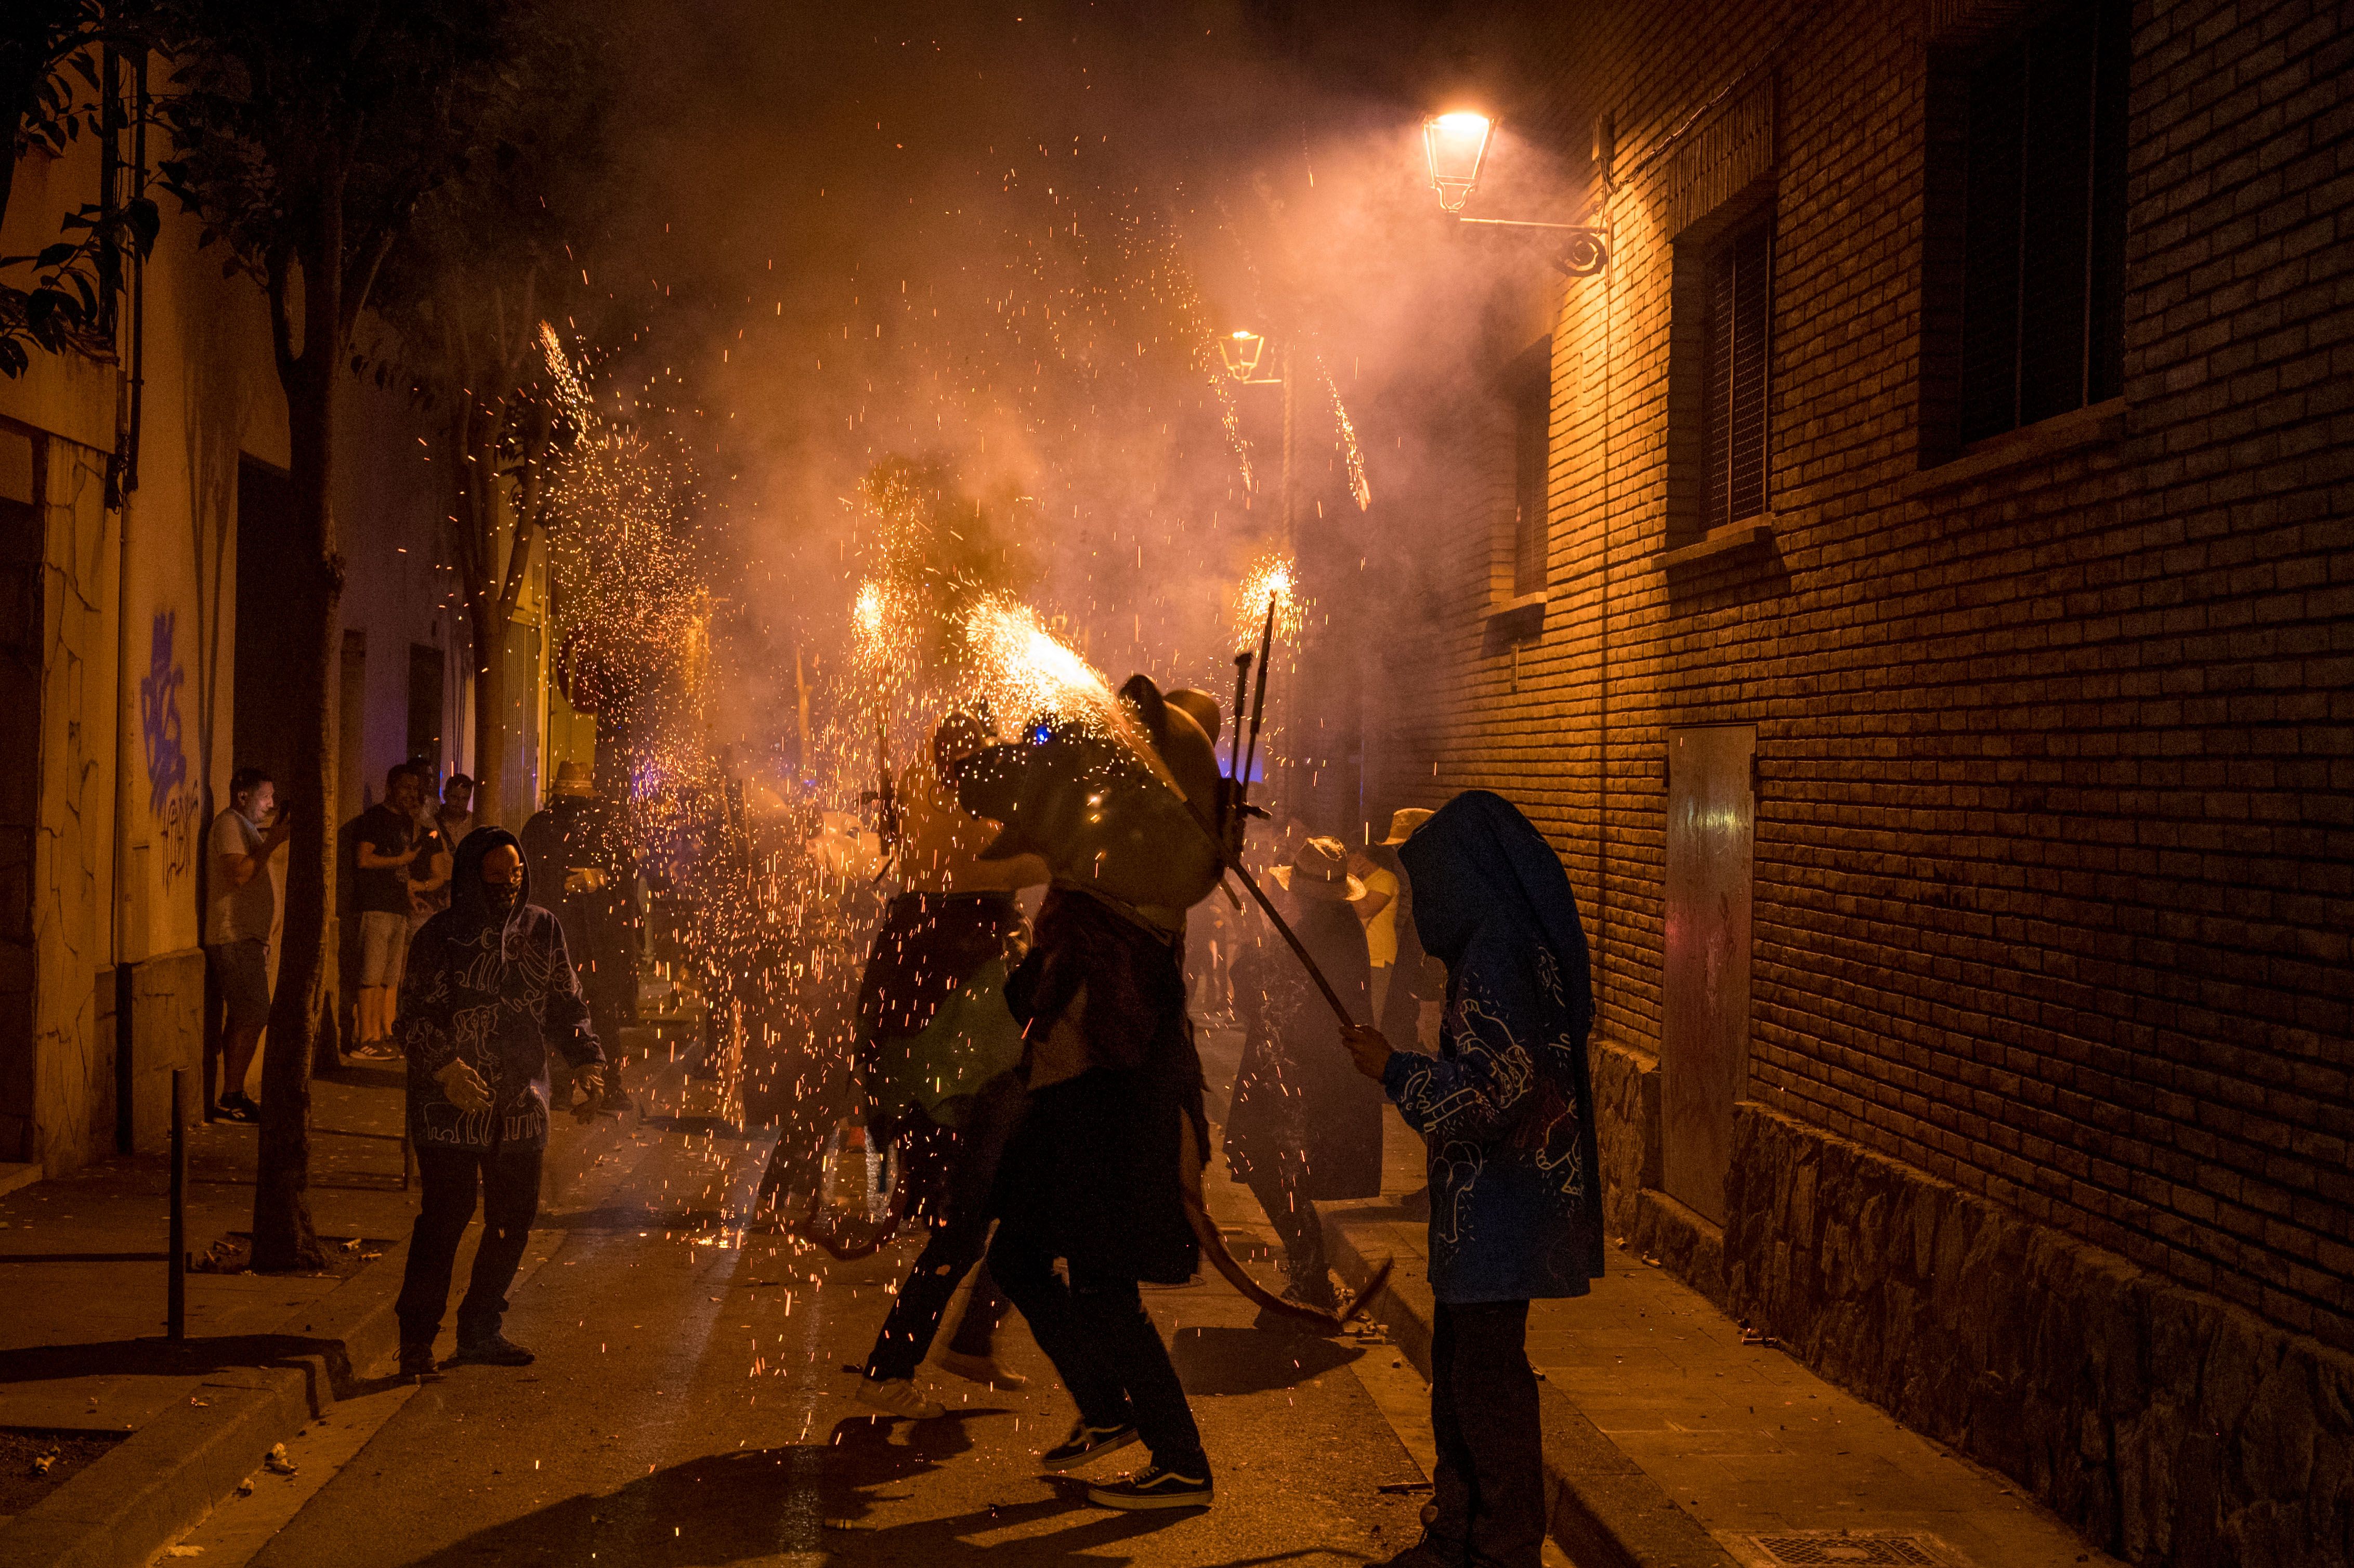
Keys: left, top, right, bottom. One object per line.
{"left": 1385, "top": 791, "right": 1604, "bottom": 1302}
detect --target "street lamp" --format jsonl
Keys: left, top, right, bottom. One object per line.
{"left": 1420, "top": 111, "right": 1610, "bottom": 278}
{"left": 1218, "top": 329, "right": 1277, "bottom": 384}
{"left": 1422, "top": 111, "right": 1495, "bottom": 213}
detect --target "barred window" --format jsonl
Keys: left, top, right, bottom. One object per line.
{"left": 1511, "top": 349, "right": 1550, "bottom": 597}
{"left": 1703, "top": 217, "right": 1773, "bottom": 531}
{"left": 1958, "top": 0, "right": 2129, "bottom": 443}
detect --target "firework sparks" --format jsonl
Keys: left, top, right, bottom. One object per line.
{"left": 961, "top": 595, "right": 1118, "bottom": 732}
{"left": 1319, "top": 356, "right": 1371, "bottom": 512}
{"left": 1234, "top": 553, "right": 1303, "bottom": 648}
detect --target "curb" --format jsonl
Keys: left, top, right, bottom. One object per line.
{"left": 1323, "top": 1204, "right": 1741, "bottom": 1568}
{"left": 0, "top": 1234, "right": 412, "bottom": 1568}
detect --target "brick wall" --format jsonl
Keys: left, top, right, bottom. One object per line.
{"left": 1389, "top": 0, "right": 2352, "bottom": 1543}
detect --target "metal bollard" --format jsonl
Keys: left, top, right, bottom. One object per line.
{"left": 168, "top": 1067, "right": 186, "bottom": 1342}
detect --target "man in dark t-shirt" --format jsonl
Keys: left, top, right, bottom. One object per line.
{"left": 351, "top": 764, "right": 425, "bottom": 1061}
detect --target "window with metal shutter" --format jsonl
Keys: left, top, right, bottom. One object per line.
{"left": 1704, "top": 218, "right": 1772, "bottom": 532}
{"left": 1958, "top": 0, "right": 2128, "bottom": 443}
{"left": 1512, "top": 350, "right": 1550, "bottom": 597}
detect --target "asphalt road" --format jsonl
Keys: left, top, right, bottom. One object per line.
{"left": 195, "top": 1110, "right": 1435, "bottom": 1568}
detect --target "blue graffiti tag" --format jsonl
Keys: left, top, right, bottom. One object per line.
{"left": 138, "top": 609, "right": 187, "bottom": 814}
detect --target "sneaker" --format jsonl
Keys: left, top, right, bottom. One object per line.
{"left": 935, "top": 1349, "right": 1027, "bottom": 1389}
{"left": 1376, "top": 1534, "right": 1465, "bottom": 1568}
{"left": 450, "top": 1331, "right": 534, "bottom": 1367}
{"left": 348, "top": 1041, "right": 401, "bottom": 1062}
{"left": 213, "top": 1093, "right": 260, "bottom": 1124}
{"left": 854, "top": 1377, "right": 944, "bottom": 1420}
{"left": 397, "top": 1342, "right": 439, "bottom": 1378}
{"left": 1087, "top": 1462, "right": 1213, "bottom": 1510}
{"left": 1040, "top": 1419, "right": 1140, "bottom": 1472}
{"left": 599, "top": 1079, "right": 635, "bottom": 1116}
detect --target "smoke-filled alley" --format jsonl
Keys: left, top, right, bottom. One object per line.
{"left": 2, "top": 3, "right": 2348, "bottom": 1566}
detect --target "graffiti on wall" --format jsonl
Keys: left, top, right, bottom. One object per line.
{"left": 138, "top": 609, "right": 197, "bottom": 884}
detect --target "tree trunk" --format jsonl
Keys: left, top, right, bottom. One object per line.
{"left": 469, "top": 595, "right": 511, "bottom": 827}
{"left": 251, "top": 228, "right": 344, "bottom": 1275}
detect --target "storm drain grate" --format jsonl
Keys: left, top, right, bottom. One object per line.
{"left": 1749, "top": 1535, "right": 1942, "bottom": 1566}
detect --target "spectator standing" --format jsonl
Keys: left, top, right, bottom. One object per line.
{"left": 203, "top": 767, "right": 291, "bottom": 1122}
{"left": 1351, "top": 845, "right": 1399, "bottom": 1017}
{"left": 520, "top": 762, "right": 638, "bottom": 1114}
{"left": 409, "top": 773, "right": 473, "bottom": 928}
{"left": 1225, "top": 836, "right": 1382, "bottom": 1312}
{"left": 1364, "top": 808, "right": 1436, "bottom": 1046}
{"left": 351, "top": 764, "right": 425, "bottom": 1062}
{"left": 1342, "top": 790, "right": 1604, "bottom": 1568}
{"left": 395, "top": 827, "right": 605, "bottom": 1373}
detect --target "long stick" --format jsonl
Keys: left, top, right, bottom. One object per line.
{"left": 1162, "top": 786, "right": 1352, "bottom": 1025}
{"left": 1237, "top": 595, "right": 1275, "bottom": 803}
{"left": 1227, "top": 650, "right": 1252, "bottom": 784}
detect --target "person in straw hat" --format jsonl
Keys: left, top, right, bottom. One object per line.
{"left": 1363, "top": 807, "right": 1436, "bottom": 1047}
{"left": 1223, "top": 835, "right": 1384, "bottom": 1313}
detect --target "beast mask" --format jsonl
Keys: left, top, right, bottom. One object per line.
{"left": 954, "top": 675, "right": 1227, "bottom": 918}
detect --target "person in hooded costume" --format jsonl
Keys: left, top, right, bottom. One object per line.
{"left": 1224, "top": 835, "right": 1384, "bottom": 1312}
{"left": 1341, "top": 791, "right": 1604, "bottom": 1568}
{"left": 394, "top": 827, "right": 606, "bottom": 1375}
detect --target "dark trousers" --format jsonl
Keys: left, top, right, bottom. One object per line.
{"left": 1430, "top": 1299, "right": 1543, "bottom": 1568}
{"left": 988, "top": 1223, "right": 1207, "bottom": 1475}
{"left": 1241, "top": 1161, "right": 1331, "bottom": 1305}
{"left": 864, "top": 1079, "right": 1026, "bottom": 1381}
{"left": 396, "top": 1144, "right": 544, "bottom": 1345}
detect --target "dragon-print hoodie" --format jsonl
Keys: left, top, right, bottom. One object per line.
{"left": 399, "top": 826, "right": 604, "bottom": 1153}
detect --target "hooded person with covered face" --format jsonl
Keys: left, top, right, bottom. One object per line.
{"left": 1341, "top": 790, "right": 1603, "bottom": 1568}
{"left": 393, "top": 826, "right": 606, "bottom": 1375}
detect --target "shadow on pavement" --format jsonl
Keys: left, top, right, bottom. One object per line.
{"left": 1167, "top": 1325, "right": 1362, "bottom": 1395}
{"left": 396, "top": 1414, "right": 1196, "bottom": 1567}
{"left": 0, "top": 1335, "right": 348, "bottom": 1385}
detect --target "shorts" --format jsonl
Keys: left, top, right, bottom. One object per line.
{"left": 361, "top": 910, "right": 411, "bottom": 992}
{"left": 210, "top": 939, "right": 272, "bottom": 1030}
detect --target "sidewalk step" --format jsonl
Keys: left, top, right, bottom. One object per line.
{"left": 1318, "top": 1110, "right": 2119, "bottom": 1568}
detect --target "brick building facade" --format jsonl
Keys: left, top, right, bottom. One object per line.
{"left": 1384, "top": 2, "right": 2352, "bottom": 1562}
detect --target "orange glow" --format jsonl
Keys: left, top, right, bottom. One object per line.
{"left": 1423, "top": 111, "right": 1495, "bottom": 213}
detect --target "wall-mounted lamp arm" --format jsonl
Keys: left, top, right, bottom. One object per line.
{"left": 1451, "top": 218, "right": 1611, "bottom": 279}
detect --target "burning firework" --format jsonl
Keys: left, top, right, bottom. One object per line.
{"left": 1234, "top": 553, "right": 1304, "bottom": 648}
{"left": 1319, "top": 357, "right": 1372, "bottom": 512}
{"left": 960, "top": 595, "right": 1120, "bottom": 734}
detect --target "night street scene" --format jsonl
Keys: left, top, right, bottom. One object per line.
{"left": 0, "top": 1, "right": 2345, "bottom": 1565}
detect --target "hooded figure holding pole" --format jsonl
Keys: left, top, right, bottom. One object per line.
{"left": 394, "top": 826, "right": 605, "bottom": 1376}
{"left": 1341, "top": 790, "right": 1603, "bottom": 1568}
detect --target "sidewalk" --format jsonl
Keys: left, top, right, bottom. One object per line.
{"left": 0, "top": 1066, "right": 419, "bottom": 1441}
{"left": 1323, "top": 1108, "right": 2123, "bottom": 1568}
{"left": 0, "top": 1045, "right": 658, "bottom": 1565}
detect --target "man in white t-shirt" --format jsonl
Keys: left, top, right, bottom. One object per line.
{"left": 205, "top": 767, "right": 292, "bottom": 1121}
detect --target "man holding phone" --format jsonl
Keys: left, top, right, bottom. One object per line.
{"left": 204, "top": 768, "right": 292, "bottom": 1121}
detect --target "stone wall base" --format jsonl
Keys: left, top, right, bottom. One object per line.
{"left": 127, "top": 949, "right": 204, "bottom": 1153}
{"left": 1589, "top": 1040, "right": 2354, "bottom": 1567}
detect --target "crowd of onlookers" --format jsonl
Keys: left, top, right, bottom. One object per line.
{"left": 199, "top": 753, "right": 649, "bottom": 1122}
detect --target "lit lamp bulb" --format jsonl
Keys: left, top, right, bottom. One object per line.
{"left": 1218, "top": 329, "right": 1267, "bottom": 382}
{"left": 1422, "top": 111, "right": 1495, "bottom": 214}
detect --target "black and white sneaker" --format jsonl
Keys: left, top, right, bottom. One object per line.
{"left": 1087, "top": 1462, "right": 1213, "bottom": 1510}
{"left": 451, "top": 1331, "right": 534, "bottom": 1367}
{"left": 1040, "top": 1419, "right": 1139, "bottom": 1472}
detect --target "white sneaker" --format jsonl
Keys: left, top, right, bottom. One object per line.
{"left": 855, "top": 1376, "right": 944, "bottom": 1420}
{"left": 935, "top": 1349, "right": 1028, "bottom": 1389}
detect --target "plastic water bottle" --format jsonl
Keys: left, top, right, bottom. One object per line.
{"left": 817, "top": 1118, "right": 899, "bottom": 1229}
